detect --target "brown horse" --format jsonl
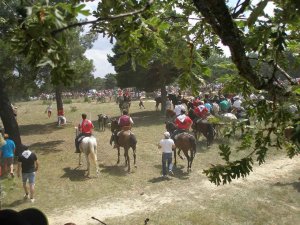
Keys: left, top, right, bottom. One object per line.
{"left": 165, "top": 121, "right": 196, "bottom": 172}
{"left": 188, "top": 109, "right": 215, "bottom": 147}
{"left": 165, "top": 109, "right": 176, "bottom": 122}
{"left": 110, "top": 119, "right": 137, "bottom": 172}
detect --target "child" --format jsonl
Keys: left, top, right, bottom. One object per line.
{"left": 45, "top": 104, "right": 52, "bottom": 118}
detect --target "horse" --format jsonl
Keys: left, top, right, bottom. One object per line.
{"left": 110, "top": 119, "right": 137, "bottom": 172}
{"left": 165, "top": 109, "right": 176, "bottom": 122}
{"left": 155, "top": 93, "right": 179, "bottom": 111}
{"left": 75, "top": 127, "right": 98, "bottom": 177}
{"left": 98, "top": 114, "right": 109, "bottom": 131}
{"left": 181, "top": 97, "right": 194, "bottom": 111}
{"left": 188, "top": 109, "right": 215, "bottom": 146}
{"left": 165, "top": 121, "right": 197, "bottom": 172}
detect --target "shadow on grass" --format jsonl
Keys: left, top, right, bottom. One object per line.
{"left": 60, "top": 167, "right": 90, "bottom": 181}
{"left": 153, "top": 164, "right": 189, "bottom": 180}
{"left": 30, "top": 140, "right": 64, "bottom": 155}
{"left": 19, "top": 122, "right": 58, "bottom": 136}
{"left": 148, "top": 176, "right": 172, "bottom": 183}
{"left": 2, "top": 199, "right": 26, "bottom": 208}
{"left": 273, "top": 181, "right": 300, "bottom": 192}
{"left": 99, "top": 165, "right": 128, "bottom": 176}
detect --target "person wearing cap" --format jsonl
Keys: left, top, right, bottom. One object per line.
{"left": 0, "top": 208, "right": 48, "bottom": 225}
{"left": 0, "top": 133, "right": 16, "bottom": 178}
{"left": 172, "top": 109, "right": 193, "bottom": 140}
{"left": 174, "top": 100, "right": 186, "bottom": 117}
{"left": 75, "top": 113, "right": 94, "bottom": 153}
{"left": 17, "top": 145, "right": 39, "bottom": 203}
{"left": 158, "top": 131, "right": 175, "bottom": 177}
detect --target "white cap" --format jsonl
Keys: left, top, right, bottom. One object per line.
{"left": 164, "top": 132, "right": 170, "bottom": 138}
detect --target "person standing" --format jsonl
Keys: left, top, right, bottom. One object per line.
{"left": 45, "top": 104, "right": 52, "bottom": 118}
{"left": 0, "top": 134, "right": 16, "bottom": 177}
{"left": 17, "top": 145, "right": 39, "bottom": 203}
{"left": 158, "top": 131, "right": 175, "bottom": 177}
{"left": 75, "top": 113, "right": 94, "bottom": 153}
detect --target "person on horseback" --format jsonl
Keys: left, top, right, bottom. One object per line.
{"left": 75, "top": 113, "right": 94, "bottom": 153}
{"left": 219, "top": 95, "right": 231, "bottom": 113}
{"left": 114, "top": 110, "right": 134, "bottom": 148}
{"left": 194, "top": 101, "right": 209, "bottom": 120}
{"left": 171, "top": 109, "right": 193, "bottom": 140}
{"left": 174, "top": 101, "right": 186, "bottom": 117}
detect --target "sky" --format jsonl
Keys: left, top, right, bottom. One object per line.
{"left": 82, "top": 1, "right": 275, "bottom": 78}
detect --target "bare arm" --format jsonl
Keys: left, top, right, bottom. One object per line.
{"left": 35, "top": 160, "right": 39, "bottom": 172}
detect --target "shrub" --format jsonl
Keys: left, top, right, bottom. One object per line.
{"left": 63, "top": 99, "right": 72, "bottom": 104}
{"left": 84, "top": 96, "right": 91, "bottom": 103}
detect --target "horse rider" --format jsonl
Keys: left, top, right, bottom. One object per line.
{"left": 171, "top": 109, "right": 193, "bottom": 140}
{"left": 174, "top": 100, "right": 186, "bottom": 117}
{"left": 75, "top": 113, "right": 94, "bottom": 153}
{"left": 194, "top": 101, "right": 209, "bottom": 120}
{"left": 219, "top": 95, "right": 231, "bottom": 113}
{"left": 114, "top": 110, "right": 134, "bottom": 148}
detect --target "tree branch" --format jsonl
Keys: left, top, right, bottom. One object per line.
{"left": 232, "top": 0, "right": 251, "bottom": 18}
{"left": 51, "top": 0, "right": 154, "bottom": 35}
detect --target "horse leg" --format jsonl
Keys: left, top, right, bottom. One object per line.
{"left": 173, "top": 148, "right": 177, "bottom": 166}
{"left": 117, "top": 147, "right": 120, "bottom": 164}
{"left": 182, "top": 151, "right": 190, "bottom": 172}
{"left": 133, "top": 147, "right": 137, "bottom": 168}
{"left": 177, "top": 149, "right": 184, "bottom": 160}
{"left": 78, "top": 152, "right": 82, "bottom": 166}
{"left": 86, "top": 154, "right": 90, "bottom": 177}
{"left": 125, "top": 148, "right": 131, "bottom": 172}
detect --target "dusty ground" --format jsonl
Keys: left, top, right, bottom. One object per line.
{"left": 48, "top": 156, "right": 300, "bottom": 225}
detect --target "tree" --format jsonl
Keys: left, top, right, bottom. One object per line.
{"left": 6, "top": 0, "right": 300, "bottom": 184}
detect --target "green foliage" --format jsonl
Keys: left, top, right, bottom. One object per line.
{"left": 63, "top": 99, "right": 72, "bottom": 104}
{"left": 84, "top": 96, "right": 91, "bottom": 103}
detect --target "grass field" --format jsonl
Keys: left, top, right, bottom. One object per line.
{"left": 1, "top": 99, "right": 300, "bottom": 225}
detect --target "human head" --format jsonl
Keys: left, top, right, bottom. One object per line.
{"left": 0, "top": 208, "right": 48, "bottom": 225}
{"left": 164, "top": 131, "right": 170, "bottom": 139}
{"left": 177, "top": 100, "right": 182, "bottom": 105}
{"left": 122, "top": 110, "right": 128, "bottom": 115}
{"left": 181, "top": 109, "right": 186, "bottom": 114}
{"left": 4, "top": 133, "right": 9, "bottom": 139}
{"left": 81, "top": 113, "right": 87, "bottom": 119}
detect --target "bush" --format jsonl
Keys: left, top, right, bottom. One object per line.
{"left": 42, "top": 100, "right": 52, "bottom": 105}
{"left": 84, "top": 96, "right": 91, "bottom": 103}
{"left": 63, "top": 99, "right": 72, "bottom": 104}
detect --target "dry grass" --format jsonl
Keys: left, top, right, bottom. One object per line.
{"left": 1, "top": 99, "right": 300, "bottom": 225}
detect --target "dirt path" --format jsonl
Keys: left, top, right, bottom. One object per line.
{"left": 48, "top": 156, "right": 300, "bottom": 225}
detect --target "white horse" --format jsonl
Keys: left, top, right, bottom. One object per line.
{"left": 75, "top": 127, "right": 99, "bottom": 177}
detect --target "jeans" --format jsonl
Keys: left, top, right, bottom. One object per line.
{"left": 22, "top": 172, "right": 35, "bottom": 184}
{"left": 162, "top": 152, "right": 173, "bottom": 176}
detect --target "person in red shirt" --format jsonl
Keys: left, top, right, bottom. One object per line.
{"left": 75, "top": 113, "right": 94, "bottom": 153}
{"left": 194, "top": 101, "right": 209, "bottom": 119}
{"left": 171, "top": 109, "right": 193, "bottom": 140}
{"left": 114, "top": 110, "right": 135, "bottom": 148}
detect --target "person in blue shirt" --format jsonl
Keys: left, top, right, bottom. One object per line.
{"left": 204, "top": 99, "right": 213, "bottom": 114}
{"left": 0, "top": 134, "right": 16, "bottom": 177}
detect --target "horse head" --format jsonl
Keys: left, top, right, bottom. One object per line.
{"left": 110, "top": 119, "right": 120, "bottom": 133}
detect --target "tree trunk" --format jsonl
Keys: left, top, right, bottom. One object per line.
{"left": 55, "top": 85, "right": 64, "bottom": 118}
{"left": 0, "top": 78, "right": 23, "bottom": 155}
{"left": 160, "top": 85, "right": 167, "bottom": 113}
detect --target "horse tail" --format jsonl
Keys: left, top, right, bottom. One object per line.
{"left": 88, "top": 141, "right": 97, "bottom": 166}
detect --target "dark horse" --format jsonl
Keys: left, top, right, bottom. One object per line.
{"left": 155, "top": 93, "right": 179, "bottom": 111}
{"left": 119, "top": 95, "right": 131, "bottom": 114}
{"left": 165, "top": 121, "right": 197, "bottom": 172}
{"left": 188, "top": 109, "right": 215, "bottom": 147}
{"left": 110, "top": 119, "right": 137, "bottom": 172}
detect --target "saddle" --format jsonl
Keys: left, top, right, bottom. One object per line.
{"left": 78, "top": 134, "right": 93, "bottom": 143}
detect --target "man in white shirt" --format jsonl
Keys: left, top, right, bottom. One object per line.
{"left": 174, "top": 101, "right": 186, "bottom": 117}
{"left": 158, "top": 132, "right": 175, "bottom": 177}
